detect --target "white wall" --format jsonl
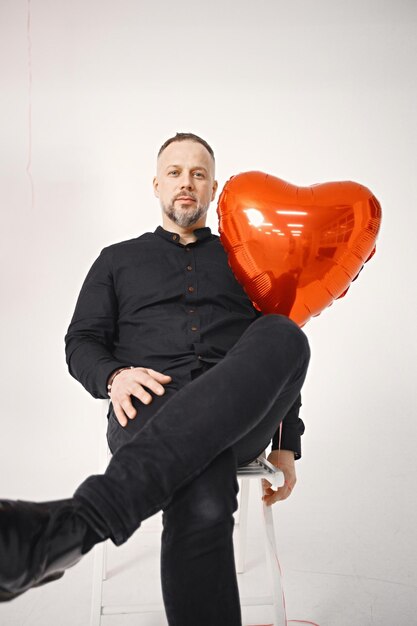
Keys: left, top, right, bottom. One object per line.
{"left": 0, "top": 1, "right": 416, "bottom": 625}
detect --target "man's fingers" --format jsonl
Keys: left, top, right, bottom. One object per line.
{"left": 120, "top": 397, "right": 137, "bottom": 420}
{"left": 263, "top": 487, "right": 288, "bottom": 504}
{"left": 262, "top": 479, "right": 294, "bottom": 505}
{"left": 113, "top": 402, "right": 128, "bottom": 427}
{"left": 110, "top": 368, "right": 172, "bottom": 428}
{"left": 261, "top": 454, "right": 297, "bottom": 506}
{"left": 111, "top": 398, "right": 137, "bottom": 426}
{"left": 110, "top": 368, "right": 172, "bottom": 406}
{"left": 131, "top": 369, "right": 171, "bottom": 398}
{"left": 143, "top": 370, "right": 172, "bottom": 396}
{"left": 147, "top": 368, "right": 172, "bottom": 381}
{"left": 130, "top": 382, "right": 154, "bottom": 405}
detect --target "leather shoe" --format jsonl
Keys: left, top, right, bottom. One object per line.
{"left": 0, "top": 498, "right": 100, "bottom": 601}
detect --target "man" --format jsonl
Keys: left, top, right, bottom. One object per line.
{"left": 0, "top": 133, "right": 310, "bottom": 625}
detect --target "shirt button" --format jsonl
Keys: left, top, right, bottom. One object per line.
{"left": 188, "top": 286, "right": 194, "bottom": 293}
{"left": 191, "top": 325, "right": 198, "bottom": 331}
{"left": 198, "top": 355, "right": 203, "bottom": 360}
{"left": 188, "top": 309, "right": 195, "bottom": 314}
{"left": 185, "top": 247, "right": 191, "bottom": 251}
{"left": 172, "top": 234, "right": 179, "bottom": 241}
{"left": 186, "top": 265, "right": 192, "bottom": 271}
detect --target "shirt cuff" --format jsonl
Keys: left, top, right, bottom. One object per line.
{"left": 271, "top": 430, "right": 302, "bottom": 459}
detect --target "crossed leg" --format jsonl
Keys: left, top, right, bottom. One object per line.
{"left": 0, "top": 313, "right": 310, "bottom": 621}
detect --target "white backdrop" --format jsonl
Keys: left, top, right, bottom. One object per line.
{"left": 1, "top": 1, "right": 416, "bottom": 625}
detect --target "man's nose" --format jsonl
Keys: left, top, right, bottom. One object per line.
{"left": 179, "top": 173, "right": 194, "bottom": 189}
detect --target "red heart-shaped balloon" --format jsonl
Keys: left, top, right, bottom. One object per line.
{"left": 217, "top": 171, "right": 381, "bottom": 326}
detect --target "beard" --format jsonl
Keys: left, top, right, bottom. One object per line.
{"left": 161, "top": 198, "right": 209, "bottom": 228}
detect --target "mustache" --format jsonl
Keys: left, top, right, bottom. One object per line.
{"left": 174, "top": 193, "right": 197, "bottom": 201}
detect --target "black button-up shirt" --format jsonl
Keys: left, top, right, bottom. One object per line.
{"left": 65, "top": 225, "right": 304, "bottom": 455}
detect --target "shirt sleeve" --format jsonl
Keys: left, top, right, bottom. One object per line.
{"left": 271, "top": 393, "right": 305, "bottom": 459}
{"left": 64, "top": 248, "right": 131, "bottom": 398}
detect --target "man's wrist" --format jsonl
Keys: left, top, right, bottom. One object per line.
{"left": 106, "top": 366, "right": 134, "bottom": 395}
{"left": 269, "top": 448, "right": 296, "bottom": 460}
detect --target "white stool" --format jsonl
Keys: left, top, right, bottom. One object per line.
{"left": 90, "top": 403, "right": 286, "bottom": 626}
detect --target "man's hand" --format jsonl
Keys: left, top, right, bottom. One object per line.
{"left": 262, "top": 449, "right": 297, "bottom": 506}
{"left": 109, "top": 367, "right": 172, "bottom": 427}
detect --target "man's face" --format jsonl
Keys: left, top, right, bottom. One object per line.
{"left": 153, "top": 140, "right": 218, "bottom": 229}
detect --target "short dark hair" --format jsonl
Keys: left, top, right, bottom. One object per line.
{"left": 157, "top": 132, "right": 215, "bottom": 161}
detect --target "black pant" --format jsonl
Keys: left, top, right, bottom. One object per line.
{"left": 74, "top": 314, "right": 311, "bottom": 626}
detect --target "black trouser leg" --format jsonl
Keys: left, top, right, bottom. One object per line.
{"left": 160, "top": 447, "right": 241, "bottom": 626}
{"left": 74, "top": 314, "right": 310, "bottom": 545}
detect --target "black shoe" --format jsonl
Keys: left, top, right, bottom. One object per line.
{"left": 0, "top": 498, "right": 102, "bottom": 601}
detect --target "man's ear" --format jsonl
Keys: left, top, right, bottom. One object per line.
{"left": 153, "top": 176, "right": 159, "bottom": 198}
{"left": 211, "top": 180, "right": 218, "bottom": 201}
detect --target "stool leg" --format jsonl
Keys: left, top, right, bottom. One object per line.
{"left": 258, "top": 480, "right": 286, "bottom": 626}
{"left": 90, "top": 541, "right": 105, "bottom": 626}
{"left": 236, "top": 477, "right": 250, "bottom": 574}
{"left": 90, "top": 403, "right": 110, "bottom": 626}
{"left": 102, "top": 541, "right": 108, "bottom": 581}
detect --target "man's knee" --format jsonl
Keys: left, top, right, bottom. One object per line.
{"left": 190, "top": 489, "right": 237, "bottom": 527}
{"left": 253, "top": 314, "right": 310, "bottom": 360}
{"left": 163, "top": 450, "right": 239, "bottom": 531}
{"left": 163, "top": 486, "right": 238, "bottom": 534}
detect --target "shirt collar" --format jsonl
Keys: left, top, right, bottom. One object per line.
{"left": 154, "top": 225, "right": 213, "bottom": 245}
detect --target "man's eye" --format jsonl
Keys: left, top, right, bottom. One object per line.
{"left": 194, "top": 172, "right": 204, "bottom": 178}
{"left": 169, "top": 171, "right": 178, "bottom": 176}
